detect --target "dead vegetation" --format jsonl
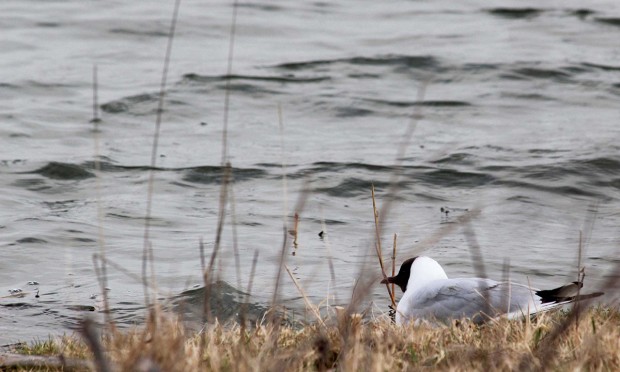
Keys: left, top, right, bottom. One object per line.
{"left": 2, "top": 306, "right": 619, "bottom": 371}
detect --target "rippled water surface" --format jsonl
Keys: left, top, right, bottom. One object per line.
{"left": 2, "top": 0, "right": 620, "bottom": 343}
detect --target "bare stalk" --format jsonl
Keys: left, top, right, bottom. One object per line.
{"left": 371, "top": 184, "right": 395, "bottom": 308}
{"left": 141, "top": 0, "right": 182, "bottom": 309}
{"left": 391, "top": 233, "right": 397, "bottom": 298}
{"left": 285, "top": 265, "right": 326, "bottom": 328}
{"left": 203, "top": 162, "right": 233, "bottom": 325}
{"left": 91, "top": 65, "right": 100, "bottom": 124}
{"left": 240, "top": 250, "right": 259, "bottom": 335}
{"left": 229, "top": 184, "right": 242, "bottom": 298}
{"left": 81, "top": 317, "right": 111, "bottom": 372}
{"left": 220, "top": 0, "right": 240, "bottom": 165}
{"left": 320, "top": 213, "right": 339, "bottom": 306}
{"left": 91, "top": 64, "right": 111, "bottom": 326}
{"left": 293, "top": 212, "right": 299, "bottom": 248}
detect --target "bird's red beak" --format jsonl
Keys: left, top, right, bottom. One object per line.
{"left": 381, "top": 276, "right": 394, "bottom": 284}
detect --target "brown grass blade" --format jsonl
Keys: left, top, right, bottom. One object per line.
{"left": 141, "top": 0, "right": 182, "bottom": 310}
{"left": 285, "top": 265, "right": 326, "bottom": 328}
{"left": 371, "top": 185, "right": 396, "bottom": 308}
{"left": 81, "top": 317, "right": 112, "bottom": 372}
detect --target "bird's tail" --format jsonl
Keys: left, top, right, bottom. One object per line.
{"left": 536, "top": 281, "right": 604, "bottom": 304}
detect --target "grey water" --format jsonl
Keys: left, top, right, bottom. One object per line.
{"left": 2, "top": 0, "right": 620, "bottom": 344}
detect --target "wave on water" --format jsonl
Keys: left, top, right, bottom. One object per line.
{"left": 504, "top": 68, "right": 573, "bottom": 82}
{"left": 595, "top": 17, "right": 620, "bottom": 27}
{"left": 361, "top": 97, "right": 471, "bottom": 108}
{"left": 109, "top": 27, "right": 170, "bottom": 38}
{"left": 485, "top": 8, "right": 543, "bottom": 19}
{"left": 15, "top": 237, "right": 48, "bottom": 244}
{"left": 29, "top": 162, "right": 95, "bottom": 180}
{"left": 172, "top": 281, "right": 270, "bottom": 328}
{"left": 13, "top": 150, "right": 620, "bottom": 202}
{"left": 101, "top": 93, "right": 160, "bottom": 115}
{"left": 182, "top": 73, "right": 330, "bottom": 85}
{"left": 182, "top": 166, "right": 268, "bottom": 185}
{"left": 275, "top": 55, "right": 439, "bottom": 70}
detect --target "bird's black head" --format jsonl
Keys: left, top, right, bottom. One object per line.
{"left": 380, "top": 257, "right": 417, "bottom": 293}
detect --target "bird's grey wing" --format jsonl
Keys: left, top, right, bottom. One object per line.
{"left": 412, "top": 279, "right": 529, "bottom": 323}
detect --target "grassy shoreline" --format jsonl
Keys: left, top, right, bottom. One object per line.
{"left": 3, "top": 305, "right": 618, "bottom": 371}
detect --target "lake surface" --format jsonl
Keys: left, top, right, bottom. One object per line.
{"left": 1, "top": 0, "right": 620, "bottom": 344}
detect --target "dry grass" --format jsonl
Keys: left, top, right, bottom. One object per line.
{"left": 4, "top": 306, "right": 620, "bottom": 371}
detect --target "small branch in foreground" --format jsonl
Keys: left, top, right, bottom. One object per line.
{"left": 81, "top": 317, "right": 112, "bottom": 372}
{"left": 371, "top": 185, "right": 396, "bottom": 308}
{"left": 391, "top": 233, "right": 397, "bottom": 298}
{"left": 285, "top": 265, "right": 326, "bottom": 329}
{"left": 293, "top": 212, "right": 299, "bottom": 248}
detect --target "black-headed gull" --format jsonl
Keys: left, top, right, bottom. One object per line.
{"left": 381, "top": 256, "right": 603, "bottom": 325}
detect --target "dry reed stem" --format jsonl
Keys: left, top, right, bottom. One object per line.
{"left": 202, "top": 162, "right": 233, "bottom": 328}
{"left": 271, "top": 180, "right": 311, "bottom": 310}
{"left": 240, "top": 250, "right": 259, "bottom": 334}
{"left": 293, "top": 212, "right": 299, "bottom": 248}
{"left": 90, "top": 63, "right": 111, "bottom": 326}
{"left": 220, "top": 0, "right": 240, "bottom": 165}
{"left": 81, "top": 317, "right": 111, "bottom": 372}
{"left": 90, "top": 64, "right": 100, "bottom": 124}
{"left": 229, "top": 183, "right": 243, "bottom": 301}
{"left": 141, "top": 0, "right": 182, "bottom": 310}
{"left": 271, "top": 225, "right": 290, "bottom": 311}
{"left": 371, "top": 185, "right": 396, "bottom": 308}
{"left": 285, "top": 265, "right": 326, "bottom": 328}
{"left": 320, "top": 213, "right": 339, "bottom": 306}
{"left": 463, "top": 222, "right": 494, "bottom": 318}
{"left": 391, "top": 233, "right": 397, "bottom": 298}
{"left": 501, "top": 257, "right": 511, "bottom": 314}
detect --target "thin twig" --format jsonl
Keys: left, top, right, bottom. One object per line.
{"left": 199, "top": 238, "right": 206, "bottom": 275}
{"left": 229, "top": 183, "right": 243, "bottom": 298}
{"left": 576, "top": 230, "right": 583, "bottom": 327}
{"left": 278, "top": 104, "right": 288, "bottom": 228}
{"left": 285, "top": 265, "right": 326, "bottom": 328}
{"left": 203, "top": 163, "right": 232, "bottom": 326}
{"left": 463, "top": 222, "right": 492, "bottom": 317}
{"left": 320, "top": 211, "right": 339, "bottom": 306}
{"left": 293, "top": 212, "right": 299, "bottom": 248}
{"left": 203, "top": 243, "right": 219, "bottom": 325}
{"left": 271, "top": 224, "right": 290, "bottom": 309}
{"left": 271, "top": 180, "right": 311, "bottom": 309}
{"left": 91, "top": 65, "right": 100, "bottom": 123}
{"left": 220, "top": 0, "right": 240, "bottom": 165}
{"left": 91, "top": 63, "right": 110, "bottom": 326}
{"left": 391, "top": 234, "right": 397, "bottom": 299}
{"left": 501, "top": 257, "right": 511, "bottom": 314}
{"left": 141, "top": 0, "right": 182, "bottom": 309}
{"left": 240, "top": 250, "right": 259, "bottom": 334}
{"left": 81, "top": 317, "right": 111, "bottom": 372}
{"left": 371, "top": 184, "right": 396, "bottom": 308}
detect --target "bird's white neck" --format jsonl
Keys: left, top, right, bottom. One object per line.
{"left": 406, "top": 256, "right": 448, "bottom": 293}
